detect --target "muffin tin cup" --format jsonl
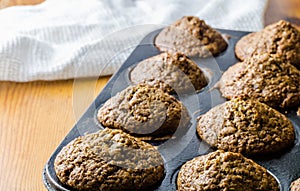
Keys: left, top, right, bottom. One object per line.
{"left": 43, "top": 29, "right": 300, "bottom": 191}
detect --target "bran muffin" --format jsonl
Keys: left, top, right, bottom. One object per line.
{"left": 177, "top": 150, "right": 279, "bottom": 191}
{"left": 54, "top": 128, "right": 165, "bottom": 191}
{"left": 130, "top": 52, "right": 208, "bottom": 94}
{"left": 155, "top": 16, "right": 228, "bottom": 57}
{"left": 291, "top": 178, "right": 300, "bottom": 191}
{"left": 197, "top": 99, "right": 295, "bottom": 156}
{"left": 235, "top": 20, "right": 300, "bottom": 69}
{"left": 218, "top": 53, "right": 300, "bottom": 109}
{"left": 97, "top": 84, "right": 190, "bottom": 140}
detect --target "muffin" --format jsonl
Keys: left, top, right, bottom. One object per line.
{"left": 235, "top": 20, "right": 300, "bottom": 69}
{"left": 97, "top": 84, "right": 190, "bottom": 140}
{"left": 197, "top": 98, "right": 295, "bottom": 156}
{"left": 177, "top": 150, "right": 279, "bottom": 191}
{"left": 130, "top": 52, "right": 208, "bottom": 94}
{"left": 155, "top": 16, "right": 228, "bottom": 57}
{"left": 291, "top": 178, "right": 300, "bottom": 191}
{"left": 218, "top": 53, "right": 300, "bottom": 109}
{"left": 54, "top": 128, "right": 165, "bottom": 191}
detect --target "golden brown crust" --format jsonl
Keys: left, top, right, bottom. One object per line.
{"left": 235, "top": 20, "right": 300, "bottom": 69}
{"left": 235, "top": 32, "right": 262, "bottom": 61}
{"left": 197, "top": 99, "right": 295, "bottom": 156}
{"left": 218, "top": 53, "right": 300, "bottom": 109}
{"left": 177, "top": 150, "right": 279, "bottom": 191}
{"left": 97, "top": 84, "right": 190, "bottom": 139}
{"left": 155, "top": 16, "right": 228, "bottom": 57}
{"left": 54, "top": 128, "right": 165, "bottom": 191}
{"left": 130, "top": 52, "right": 208, "bottom": 93}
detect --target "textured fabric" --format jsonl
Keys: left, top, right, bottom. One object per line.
{"left": 0, "top": 0, "right": 268, "bottom": 81}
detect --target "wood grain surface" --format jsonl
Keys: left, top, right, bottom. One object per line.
{"left": 0, "top": 0, "right": 299, "bottom": 191}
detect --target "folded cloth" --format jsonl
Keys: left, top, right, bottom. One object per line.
{"left": 0, "top": 0, "right": 268, "bottom": 82}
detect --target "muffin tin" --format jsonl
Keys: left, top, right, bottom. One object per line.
{"left": 43, "top": 28, "right": 300, "bottom": 191}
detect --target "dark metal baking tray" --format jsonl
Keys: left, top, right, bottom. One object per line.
{"left": 43, "top": 29, "right": 300, "bottom": 191}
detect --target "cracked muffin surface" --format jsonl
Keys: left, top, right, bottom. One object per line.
{"left": 235, "top": 20, "right": 300, "bottom": 69}
{"left": 54, "top": 128, "right": 165, "bottom": 191}
{"left": 197, "top": 99, "right": 295, "bottom": 156}
{"left": 177, "top": 150, "right": 279, "bottom": 191}
{"left": 97, "top": 84, "right": 190, "bottom": 139}
{"left": 155, "top": 16, "right": 228, "bottom": 57}
{"left": 218, "top": 53, "right": 300, "bottom": 109}
{"left": 130, "top": 52, "right": 207, "bottom": 93}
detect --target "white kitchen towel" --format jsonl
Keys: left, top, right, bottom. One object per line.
{"left": 0, "top": 0, "right": 268, "bottom": 82}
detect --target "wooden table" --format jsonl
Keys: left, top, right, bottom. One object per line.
{"left": 0, "top": 0, "right": 299, "bottom": 190}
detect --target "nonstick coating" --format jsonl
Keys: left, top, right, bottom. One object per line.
{"left": 43, "top": 29, "right": 300, "bottom": 191}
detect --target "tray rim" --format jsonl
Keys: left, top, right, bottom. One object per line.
{"left": 42, "top": 28, "right": 299, "bottom": 191}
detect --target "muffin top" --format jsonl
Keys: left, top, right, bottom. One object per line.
{"left": 130, "top": 52, "right": 207, "bottom": 94}
{"left": 235, "top": 20, "right": 300, "bottom": 69}
{"left": 54, "top": 128, "right": 165, "bottom": 191}
{"left": 155, "top": 16, "right": 228, "bottom": 57}
{"left": 197, "top": 98, "right": 295, "bottom": 156}
{"left": 177, "top": 150, "right": 279, "bottom": 191}
{"left": 291, "top": 178, "right": 300, "bottom": 191}
{"left": 97, "top": 84, "right": 190, "bottom": 140}
{"left": 218, "top": 53, "right": 300, "bottom": 109}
